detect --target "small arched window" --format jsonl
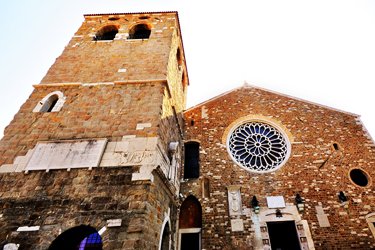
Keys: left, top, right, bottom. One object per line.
{"left": 43, "top": 94, "right": 58, "bottom": 112}
{"left": 128, "top": 24, "right": 151, "bottom": 40}
{"left": 184, "top": 142, "right": 200, "bottom": 179}
{"left": 33, "top": 91, "right": 65, "bottom": 113}
{"left": 94, "top": 25, "right": 119, "bottom": 41}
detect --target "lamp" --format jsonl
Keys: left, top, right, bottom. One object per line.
{"left": 295, "top": 193, "right": 305, "bottom": 212}
{"left": 338, "top": 191, "right": 349, "bottom": 208}
{"left": 338, "top": 191, "right": 348, "bottom": 203}
{"left": 251, "top": 196, "right": 260, "bottom": 214}
{"left": 276, "top": 209, "right": 283, "bottom": 218}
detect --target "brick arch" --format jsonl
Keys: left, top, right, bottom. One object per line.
{"left": 95, "top": 24, "right": 119, "bottom": 40}
{"left": 128, "top": 23, "right": 152, "bottom": 39}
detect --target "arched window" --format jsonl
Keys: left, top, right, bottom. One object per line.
{"left": 128, "top": 24, "right": 151, "bottom": 40}
{"left": 160, "top": 222, "right": 171, "bottom": 250}
{"left": 42, "top": 94, "right": 59, "bottom": 112}
{"left": 179, "top": 196, "right": 202, "bottom": 250}
{"left": 48, "top": 225, "right": 103, "bottom": 250}
{"left": 94, "top": 25, "right": 119, "bottom": 41}
{"left": 33, "top": 91, "right": 65, "bottom": 113}
{"left": 184, "top": 142, "right": 200, "bottom": 179}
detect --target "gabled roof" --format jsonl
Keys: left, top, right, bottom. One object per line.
{"left": 185, "top": 83, "right": 359, "bottom": 117}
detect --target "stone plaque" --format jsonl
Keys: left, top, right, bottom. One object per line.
{"left": 107, "top": 219, "right": 122, "bottom": 227}
{"left": 317, "top": 214, "right": 330, "bottom": 227}
{"left": 231, "top": 219, "right": 244, "bottom": 232}
{"left": 227, "top": 186, "right": 242, "bottom": 216}
{"left": 17, "top": 226, "right": 40, "bottom": 232}
{"left": 266, "top": 196, "right": 285, "bottom": 208}
{"left": 4, "top": 244, "right": 19, "bottom": 250}
{"left": 25, "top": 139, "right": 107, "bottom": 171}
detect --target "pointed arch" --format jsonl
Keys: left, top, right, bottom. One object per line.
{"left": 179, "top": 196, "right": 202, "bottom": 229}
{"left": 178, "top": 196, "right": 202, "bottom": 250}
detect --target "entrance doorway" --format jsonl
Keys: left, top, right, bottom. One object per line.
{"left": 267, "top": 221, "right": 301, "bottom": 250}
{"left": 180, "top": 232, "right": 200, "bottom": 250}
{"left": 178, "top": 196, "right": 202, "bottom": 250}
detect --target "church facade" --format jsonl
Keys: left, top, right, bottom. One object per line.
{"left": 0, "top": 11, "right": 374, "bottom": 250}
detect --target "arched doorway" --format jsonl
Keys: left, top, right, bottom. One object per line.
{"left": 48, "top": 225, "right": 103, "bottom": 250}
{"left": 179, "top": 196, "right": 202, "bottom": 250}
{"left": 160, "top": 221, "right": 171, "bottom": 250}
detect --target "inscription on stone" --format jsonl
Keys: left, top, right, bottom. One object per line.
{"left": 231, "top": 219, "right": 244, "bottom": 232}
{"left": 25, "top": 139, "right": 107, "bottom": 171}
{"left": 266, "top": 196, "right": 286, "bottom": 208}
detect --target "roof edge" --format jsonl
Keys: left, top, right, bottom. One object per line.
{"left": 185, "top": 84, "right": 359, "bottom": 117}
{"left": 84, "top": 11, "right": 178, "bottom": 17}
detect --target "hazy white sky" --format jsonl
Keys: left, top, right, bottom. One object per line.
{"left": 1, "top": 1, "right": 375, "bottom": 139}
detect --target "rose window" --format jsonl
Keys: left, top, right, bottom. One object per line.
{"left": 228, "top": 122, "right": 289, "bottom": 172}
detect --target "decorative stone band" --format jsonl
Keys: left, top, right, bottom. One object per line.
{"left": 0, "top": 136, "right": 177, "bottom": 190}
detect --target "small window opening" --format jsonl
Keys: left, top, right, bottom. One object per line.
{"left": 182, "top": 71, "right": 187, "bottom": 91}
{"left": 139, "top": 16, "right": 150, "bottom": 20}
{"left": 333, "top": 143, "right": 340, "bottom": 151}
{"left": 177, "top": 48, "right": 183, "bottom": 67}
{"left": 128, "top": 24, "right": 151, "bottom": 39}
{"left": 190, "top": 120, "right": 195, "bottom": 126}
{"left": 201, "top": 177, "right": 210, "bottom": 198}
{"left": 184, "top": 142, "right": 200, "bottom": 179}
{"left": 41, "top": 94, "right": 59, "bottom": 112}
{"left": 94, "top": 25, "right": 119, "bottom": 41}
{"left": 350, "top": 169, "right": 369, "bottom": 187}
{"left": 108, "top": 17, "right": 120, "bottom": 21}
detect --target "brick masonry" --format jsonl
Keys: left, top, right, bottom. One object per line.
{"left": 0, "top": 12, "right": 186, "bottom": 250}
{"left": 182, "top": 86, "right": 375, "bottom": 249}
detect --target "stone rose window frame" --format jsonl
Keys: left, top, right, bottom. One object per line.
{"left": 226, "top": 119, "right": 291, "bottom": 173}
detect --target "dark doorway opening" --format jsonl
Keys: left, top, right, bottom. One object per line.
{"left": 267, "top": 221, "right": 301, "bottom": 250}
{"left": 48, "top": 225, "right": 103, "bottom": 250}
{"left": 161, "top": 222, "right": 170, "bottom": 250}
{"left": 181, "top": 233, "right": 200, "bottom": 250}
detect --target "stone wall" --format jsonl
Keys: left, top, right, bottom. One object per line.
{"left": 41, "top": 13, "right": 180, "bottom": 84}
{"left": 182, "top": 86, "right": 375, "bottom": 249}
{"left": 0, "top": 83, "right": 164, "bottom": 166}
{"left": 0, "top": 167, "right": 175, "bottom": 250}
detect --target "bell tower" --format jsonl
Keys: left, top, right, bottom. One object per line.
{"left": 0, "top": 12, "right": 187, "bottom": 249}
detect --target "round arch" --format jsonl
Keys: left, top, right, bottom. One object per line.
{"left": 48, "top": 225, "right": 103, "bottom": 250}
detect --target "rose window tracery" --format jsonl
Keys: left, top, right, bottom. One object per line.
{"left": 228, "top": 122, "right": 289, "bottom": 172}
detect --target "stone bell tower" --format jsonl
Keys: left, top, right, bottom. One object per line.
{"left": 0, "top": 12, "right": 187, "bottom": 249}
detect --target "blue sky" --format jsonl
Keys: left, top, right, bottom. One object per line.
{"left": 1, "top": 1, "right": 375, "bottom": 139}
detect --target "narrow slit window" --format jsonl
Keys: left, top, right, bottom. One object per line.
{"left": 184, "top": 142, "right": 200, "bottom": 179}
